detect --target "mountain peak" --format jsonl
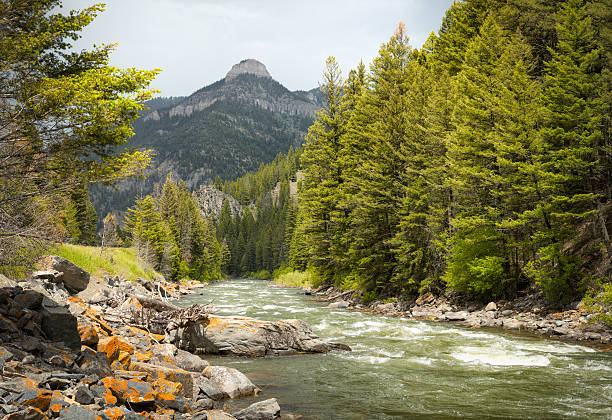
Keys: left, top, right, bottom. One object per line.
{"left": 225, "top": 59, "right": 271, "bottom": 81}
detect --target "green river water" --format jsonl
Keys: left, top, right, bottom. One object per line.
{"left": 179, "top": 279, "right": 612, "bottom": 419}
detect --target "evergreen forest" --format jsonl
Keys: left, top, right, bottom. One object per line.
{"left": 218, "top": 0, "right": 611, "bottom": 317}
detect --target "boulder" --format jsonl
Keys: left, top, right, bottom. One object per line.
{"left": 233, "top": 398, "right": 280, "bottom": 420}
{"left": 374, "top": 302, "right": 396, "bottom": 314}
{"left": 327, "top": 301, "right": 349, "bottom": 309}
{"left": 202, "top": 411, "right": 237, "bottom": 420}
{"left": 168, "top": 315, "right": 333, "bottom": 357}
{"left": 57, "top": 404, "right": 98, "bottom": 420}
{"left": 40, "top": 296, "right": 80, "bottom": 350}
{"left": 4, "top": 406, "right": 47, "bottom": 420}
{"left": 77, "top": 347, "right": 113, "bottom": 379}
{"left": 203, "top": 366, "right": 259, "bottom": 399}
{"left": 150, "top": 343, "right": 209, "bottom": 372}
{"left": 77, "top": 322, "right": 99, "bottom": 347}
{"left": 0, "top": 274, "right": 17, "bottom": 288}
{"left": 74, "top": 385, "right": 95, "bottom": 405}
{"left": 195, "top": 377, "right": 227, "bottom": 401}
{"left": 129, "top": 361, "right": 193, "bottom": 398}
{"left": 39, "top": 256, "right": 89, "bottom": 294}
{"left": 444, "top": 311, "right": 468, "bottom": 321}
{"left": 484, "top": 302, "right": 497, "bottom": 312}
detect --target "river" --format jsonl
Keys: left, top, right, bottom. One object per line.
{"left": 179, "top": 279, "right": 612, "bottom": 419}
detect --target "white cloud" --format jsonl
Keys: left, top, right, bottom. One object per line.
{"left": 63, "top": 0, "right": 454, "bottom": 96}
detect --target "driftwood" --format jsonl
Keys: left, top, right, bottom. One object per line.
{"left": 131, "top": 294, "right": 181, "bottom": 312}
{"left": 329, "top": 289, "right": 355, "bottom": 301}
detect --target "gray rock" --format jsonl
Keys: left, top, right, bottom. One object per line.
{"left": 40, "top": 296, "right": 80, "bottom": 350}
{"left": 196, "top": 377, "right": 227, "bottom": 400}
{"left": 21, "top": 355, "right": 35, "bottom": 364}
{"left": 0, "top": 274, "right": 17, "bottom": 288}
{"left": 484, "top": 302, "right": 497, "bottom": 311}
{"left": 375, "top": 302, "right": 396, "bottom": 313}
{"left": 204, "top": 366, "right": 259, "bottom": 399}
{"left": 226, "top": 59, "right": 272, "bottom": 81}
{"left": 77, "top": 348, "right": 112, "bottom": 379}
{"left": 151, "top": 343, "right": 210, "bottom": 372}
{"left": 31, "top": 271, "right": 61, "bottom": 282}
{"left": 13, "top": 290, "right": 43, "bottom": 310}
{"left": 234, "top": 398, "right": 281, "bottom": 420}
{"left": 75, "top": 385, "right": 95, "bottom": 405}
{"left": 119, "top": 407, "right": 148, "bottom": 420}
{"left": 327, "top": 300, "right": 349, "bottom": 309}
{"left": 444, "top": 311, "right": 468, "bottom": 321}
{"left": 196, "top": 410, "right": 237, "bottom": 420}
{"left": 192, "top": 396, "right": 214, "bottom": 411}
{"left": 502, "top": 320, "right": 524, "bottom": 330}
{"left": 175, "top": 348, "right": 209, "bottom": 372}
{"left": 39, "top": 256, "right": 90, "bottom": 294}
{"left": 501, "top": 309, "right": 513, "bottom": 316}
{"left": 168, "top": 315, "right": 334, "bottom": 357}
{"left": 4, "top": 406, "right": 46, "bottom": 420}
{"left": 48, "top": 354, "right": 66, "bottom": 367}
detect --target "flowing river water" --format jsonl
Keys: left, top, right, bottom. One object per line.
{"left": 179, "top": 279, "right": 612, "bottom": 419}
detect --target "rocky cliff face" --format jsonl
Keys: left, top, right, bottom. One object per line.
{"left": 225, "top": 59, "right": 272, "bottom": 81}
{"left": 194, "top": 185, "right": 242, "bottom": 221}
{"left": 158, "top": 59, "right": 320, "bottom": 119}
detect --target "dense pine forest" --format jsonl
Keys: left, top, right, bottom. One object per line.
{"left": 212, "top": 0, "right": 611, "bottom": 319}
{"left": 288, "top": 0, "right": 611, "bottom": 309}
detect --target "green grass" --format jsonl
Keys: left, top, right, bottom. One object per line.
{"left": 53, "top": 244, "right": 160, "bottom": 282}
{"left": 273, "top": 269, "right": 317, "bottom": 288}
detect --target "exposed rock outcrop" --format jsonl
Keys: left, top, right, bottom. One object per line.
{"left": 195, "top": 184, "right": 243, "bottom": 221}
{"left": 225, "top": 59, "right": 272, "bottom": 81}
{"left": 167, "top": 315, "right": 341, "bottom": 357}
{"left": 38, "top": 255, "right": 90, "bottom": 294}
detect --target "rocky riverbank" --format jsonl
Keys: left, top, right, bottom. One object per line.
{"left": 307, "top": 286, "right": 612, "bottom": 346}
{"left": 0, "top": 257, "right": 343, "bottom": 420}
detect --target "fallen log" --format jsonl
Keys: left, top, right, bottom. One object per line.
{"left": 130, "top": 294, "right": 181, "bottom": 312}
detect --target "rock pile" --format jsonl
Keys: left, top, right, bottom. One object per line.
{"left": 0, "top": 257, "right": 337, "bottom": 420}
{"left": 310, "top": 286, "right": 611, "bottom": 345}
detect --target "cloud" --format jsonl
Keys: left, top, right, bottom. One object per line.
{"left": 63, "top": 0, "right": 454, "bottom": 96}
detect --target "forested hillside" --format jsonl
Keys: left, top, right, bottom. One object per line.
{"left": 215, "top": 149, "right": 301, "bottom": 276}
{"left": 224, "top": 0, "right": 611, "bottom": 317}
{"left": 92, "top": 60, "right": 323, "bottom": 220}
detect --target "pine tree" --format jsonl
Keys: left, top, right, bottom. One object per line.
{"left": 444, "top": 16, "right": 514, "bottom": 299}
{"left": 528, "top": 0, "right": 611, "bottom": 302}
{"left": 300, "top": 56, "right": 349, "bottom": 281}
{"left": 343, "top": 23, "right": 414, "bottom": 294}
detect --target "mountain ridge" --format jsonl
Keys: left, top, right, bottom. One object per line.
{"left": 92, "top": 59, "right": 322, "bottom": 220}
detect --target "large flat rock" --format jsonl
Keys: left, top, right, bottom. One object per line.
{"left": 167, "top": 315, "right": 332, "bottom": 357}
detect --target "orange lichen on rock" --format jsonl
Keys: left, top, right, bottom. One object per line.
{"left": 102, "top": 407, "right": 125, "bottom": 420}
{"left": 152, "top": 378, "right": 183, "bottom": 396}
{"left": 20, "top": 389, "right": 52, "bottom": 412}
{"left": 78, "top": 322, "right": 99, "bottom": 347}
{"left": 100, "top": 377, "right": 125, "bottom": 404}
{"left": 130, "top": 361, "right": 193, "bottom": 397}
{"left": 49, "top": 403, "right": 64, "bottom": 416}
{"left": 123, "top": 380, "right": 156, "bottom": 405}
{"left": 98, "top": 336, "right": 132, "bottom": 363}
{"left": 98, "top": 336, "right": 121, "bottom": 363}
{"left": 132, "top": 350, "right": 153, "bottom": 363}
{"left": 118, "top": 351, "right": 132, "bottom": 369}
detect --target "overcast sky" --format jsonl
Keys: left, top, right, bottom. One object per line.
{"left": 63, "top": 0, "right": 454, "bottom": 97}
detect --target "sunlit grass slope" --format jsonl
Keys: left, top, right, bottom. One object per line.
{"left": 54, "top": 244, "right": 160, "bottom": 282}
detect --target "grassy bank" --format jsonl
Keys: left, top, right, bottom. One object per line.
{"left": 54, "top": 244, "right": 160, "bottom": 282}
{"left": 273, "top": 269, "right": 318, "bottom": 288}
